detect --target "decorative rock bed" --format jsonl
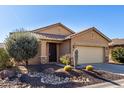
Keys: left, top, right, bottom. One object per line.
{"left": 28, "top": 72, "right": 70, "bottom": 85}
{"left": 27, "top": 70, "right": 90, "bottom": 84}
{"left": 0, "top": 71, "right": 90, "bottom": 88}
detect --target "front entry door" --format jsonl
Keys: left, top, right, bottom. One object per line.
{"left": 49, "top": 43, "right": 57, "bottom": 62}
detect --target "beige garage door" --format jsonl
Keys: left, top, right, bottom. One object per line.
{"left": 77, "top": 46, "right": 104, "bottom": 64}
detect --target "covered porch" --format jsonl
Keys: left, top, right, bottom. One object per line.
{"left": 39, "top": 40, "right": 63, "bottom": 64}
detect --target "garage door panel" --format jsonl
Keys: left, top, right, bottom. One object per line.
{"left": 77, "top": 46, "right": 104, "bottom": 64}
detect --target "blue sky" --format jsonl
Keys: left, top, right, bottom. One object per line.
{"left": 0, "top": 5, "right": 124, "bottom": 42}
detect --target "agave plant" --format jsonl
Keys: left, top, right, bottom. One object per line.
{"left": 60, "top": 54, "right": 70, "bottom": 65}
{"left": 5, "top": 29, "right": 39, "bottom": 66}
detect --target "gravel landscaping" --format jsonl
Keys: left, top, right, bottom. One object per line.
{"left": 0, "top": 64, "right": 124, "bottom": 88}
{"left": 0, "top": 78, "right": 31, "bottom": 88}
{"left": 28, "top": 72, "right": 70, "bottom": 84}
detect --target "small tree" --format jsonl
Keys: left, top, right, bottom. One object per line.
{"left": 111, "top": 47, "right": 124, "bottom": 63}
{"left": 5, "top": 29, "right": 39, "bottom": 66}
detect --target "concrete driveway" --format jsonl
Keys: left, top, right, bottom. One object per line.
{"left": 76, "top": 63, "right": 124, "bottom": 74}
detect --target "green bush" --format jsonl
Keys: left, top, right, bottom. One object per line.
{"left": 111, "top": 47, "right": 124, "bottom": 63}
{"left": 85, "top": 65, "right": 94, "bottom": 71}
{"left": 60, "top": 55, "right": 70, "bottom": 65}
{"left": 0, "top": 48, "right": 12, "bottom": 70}
{"left": 64, "top": 65, "right": 72, "bottom": 71}
{"left": 5, "top": 30, "right": 39, "bottom": 66}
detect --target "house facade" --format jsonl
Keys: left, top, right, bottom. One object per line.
{"left": 26, "top": 23, "right": 111, "bottom": 65}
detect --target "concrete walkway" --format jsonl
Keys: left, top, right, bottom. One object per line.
{"left": 83, "top": 79, "right": 124, "bottom": 88}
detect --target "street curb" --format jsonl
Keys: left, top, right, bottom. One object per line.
{"left": 82, "top": 79, "right": 124, "bottom": 88}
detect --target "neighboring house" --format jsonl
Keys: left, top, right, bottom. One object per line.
{"left": 12, "top": 23, "right": 112, "bottom": 65}
{"left": 0, "top": 43, "right": 4, "bottom": 49}
{"left": 109, "top": 39, "right": 124, "bottom": 62}
{"left": 109, "top": 38, "right": 124, "bottom": 47}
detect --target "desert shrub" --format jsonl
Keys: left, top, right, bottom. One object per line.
{"left": 60, "top": 55, "right": 70, "bottom": 65}
{"left": 85, "top": 65, "right": 94, "bottom": 71}
{"left": 64, "top": 65, "right": 72, "bottom": 71}
{"left": 5, "top": 30, "right": 39, "bottom": 66}
{"left": 111, "top": 47, "right": 124, "bottom": 63}
{"left": 0, "top": 48, "right": 12, "bottom": 70}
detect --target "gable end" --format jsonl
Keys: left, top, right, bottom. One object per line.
{"left": 31, "top": 23, "right": 75, "bottom": 36}
{"left": 70, "top": 27, "right": 111, "bottom": 42}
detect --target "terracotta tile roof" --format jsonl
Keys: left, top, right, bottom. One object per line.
{"left": 33, "top": 26, "right": 112, "bottom": 42}
{"left": 0, "top": 43, "right": 4, "bottom": 48}
{"left": 33, "top": 32, "right": 67, "bottom": 40}
{"left": 109, "top": 39, "right": 124, "bottom": 46}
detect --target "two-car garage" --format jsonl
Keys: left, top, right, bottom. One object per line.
{"left": 76, "top": 46, "right": 104, "bottom": 64}
{"left": 71, "top": 27, "right": 111, "bottom": 65}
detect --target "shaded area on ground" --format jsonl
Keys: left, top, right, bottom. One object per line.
{"left": 83, "top": 70, "right": 120, "bottom": 86}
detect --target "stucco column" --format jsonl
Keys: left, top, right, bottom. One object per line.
{"left": 57, "top": 44, "right": 60, "bottom": 63}
{"left": 104, "top": 47, "right": 109, "bottom": 63}
{"left": 109, "top": 48, "right": 113, "bottom": 63}
{"left": 40, "top": 41, "right": 48, "bottom": 64}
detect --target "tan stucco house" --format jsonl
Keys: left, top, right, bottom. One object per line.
{"left": 25, "top": 23, "right": 111, "bottom": 65}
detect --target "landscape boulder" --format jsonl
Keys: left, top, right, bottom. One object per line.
{"left": 0, "top": 69, "right": 17, "bottom": 80}
{"left": 44, "top": 68, "right": 55, "bottom": 74}
{"left": 17, "top": 66, "right": 28, "bottom": 74}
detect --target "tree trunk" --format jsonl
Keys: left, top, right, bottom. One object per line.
{"left": 25, "top": 60, "right": 28, "bottom": 67}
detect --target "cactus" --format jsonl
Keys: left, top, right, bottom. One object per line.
{"left": 74, "top": 49, "right": 78, "bottom": 66}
